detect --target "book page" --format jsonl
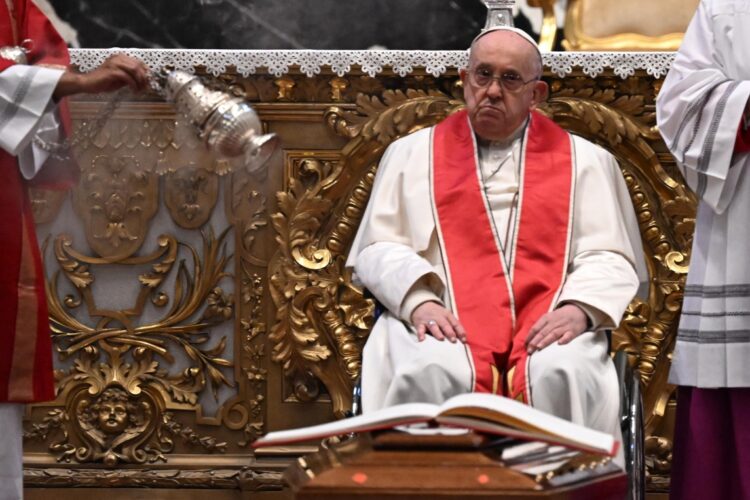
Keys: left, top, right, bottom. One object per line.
{"left": 501, "top": 441, "right": 550, "bottom": 462}
{"left": 394, "top": 423, "right": 471, "bottom": 436}
{"left": 253, "top": 402, "right": 439, "bottom": 447}
{"left": 436, "top": 393, "right": 615, "bottom": 455}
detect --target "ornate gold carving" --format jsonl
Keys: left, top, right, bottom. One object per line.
{"left": 220, "top": 74, "right": 279, "bottom": 103}
{"left": 291, "top": 371, "right": 322, "bottom": 403}
{"left": 224, "top": 72, "right": 460, "bottom": 104}
{"left": 164, "top": 166, "right": 220, "bottom": 229}
{"left": 232, "top": 267, "right": 267, "bottom": 445}
{"left": 226, "top": 169, "right": 270, "bottom": 443}
{"left": 72, "top": 154, "right": 159, "bottom": 260}
{"left": 24, "top": 408, "right": 68, "bottom": 446}
{"left": 65, "top": 111, "right": 241, "bottom": 260}
{"left": 268, "top": 91, "right": 462, "bottom": 417}
{"left": 269, "top": 178, "right": 360, "bottom": 416}
{"left": 325, "top": 89, "right": 463, "bottom": 142}
{"left": 238, "top": 277, "right": 267, "bottom": 407}
{"left": 49, "top": 233, "right": 178, "bottom": 325}
{"left": 275, "top": 76, "right": 296, "bottom": 101}
{"left": 161, "top": 412, "right": 228, "bottom": 453}
{"left": 71, "top": 385, "right": 162, "bottom": 465}
{"left": 31, "top": 227, "right": 235, "bottom": 464}
{"left": 70, "top": 114, "right": 174, "bottom": 153}
{"left": 330, "top": 77, "right": 349, "bottom": 102}
{"left": 24, "top": 467, "right": 284, "bottom": 491}
{"left": 269, "top": 160, "right": 364, "bottom": 415}
{"left": 645, "top": 435, "right": 673, "bottom": 476}
{"left": 69, "top": 108, "right": 236, "bottom": 177}
{"left": 32, "top": 348, "right": 230, "bottom": 465}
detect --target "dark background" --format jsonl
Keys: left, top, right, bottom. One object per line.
{"left": 48, "top": 0, "right": 538, "bottom": 50}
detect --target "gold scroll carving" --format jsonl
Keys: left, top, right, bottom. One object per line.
{"left": 269, "top": 151, "right": 374, "bottom": 417}
{"left": 27, "top": 228, "right": 235, "bottom": 465}
{"left": 24, "top": 101, "right": 258, "bottom": 480}
{"left": 226, "top": 166, "right": 271, "bottom": 446}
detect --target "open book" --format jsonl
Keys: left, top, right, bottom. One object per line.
{"left": 252, "top": 392, "right": 618, "bottom": 457}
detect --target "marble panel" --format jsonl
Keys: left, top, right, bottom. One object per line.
{"left": 47, "top": 0, "right": 543, "bottom": 50}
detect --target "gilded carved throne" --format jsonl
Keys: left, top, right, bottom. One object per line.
{"left": 269, "top": 74, "right": 693, "bottom": 492}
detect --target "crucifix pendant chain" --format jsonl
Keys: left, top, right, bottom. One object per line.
{"left": 480, "top": 144, "right": 520, "bottom": 255}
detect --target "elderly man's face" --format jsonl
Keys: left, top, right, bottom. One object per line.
{"left": 460, "top": 31, "right": 548, "bottom": 141}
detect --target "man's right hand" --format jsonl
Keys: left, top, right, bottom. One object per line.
{"left": 411, "top": 301, "right": 467, "bottom": 343}
{"left": 54, "top": 54, "right": 150, "bottom": 99}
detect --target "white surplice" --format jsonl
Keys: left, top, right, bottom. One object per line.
{"left": 0, "top": 64, "right": 64, "bottom": 178}
{"left": 657, "top": 0, "right": 750, "bottom": 388}
{"left": 346, "top": 121, "right": 644, "bottom": 465}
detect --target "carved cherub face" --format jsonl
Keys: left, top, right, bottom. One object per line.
{"left": 91, "top": 387, "right": 135, "bottom": 435}
{"left": 98, "top": 400, "right": 129, "bottom": 434}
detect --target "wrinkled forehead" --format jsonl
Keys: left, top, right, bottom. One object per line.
{"left": 468, "top": 27, "right": 542, "bottom": 71}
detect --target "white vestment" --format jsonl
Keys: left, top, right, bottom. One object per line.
{"left": 657, "top": 0, "right": 750, "bottom": 388}
{"left": 0, "top": 64, "right": 64, "bottom": 178}
{"left": 346, "top": 122, "right": 643, "bottom": 466}
{"left": 0, "top": 63, "right": 63, "bottom": 500}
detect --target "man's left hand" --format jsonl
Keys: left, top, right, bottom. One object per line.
{"left": 525, "top": 304, "right": 589, "bottom": 354}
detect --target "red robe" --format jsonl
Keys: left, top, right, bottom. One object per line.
{"left": 1, "top": 0, "right": 74, "bottom": 403}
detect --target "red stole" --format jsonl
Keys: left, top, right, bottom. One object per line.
{"left": 431, "top": 109, "right": 573, "bottom": 403}
{"left": 1, "top": 0, "right": 72, "bottom": 403}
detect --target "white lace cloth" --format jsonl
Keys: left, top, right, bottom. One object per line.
{"left": 69, "top": 49, "right": 676, "bottom": 80}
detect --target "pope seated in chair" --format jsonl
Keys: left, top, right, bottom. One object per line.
{"left": 345, "top": 26, "right": 644, "bottom": 469}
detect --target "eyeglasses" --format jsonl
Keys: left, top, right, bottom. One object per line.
{"left": 468, "top": 67, "right": 539, "bottom": 92}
